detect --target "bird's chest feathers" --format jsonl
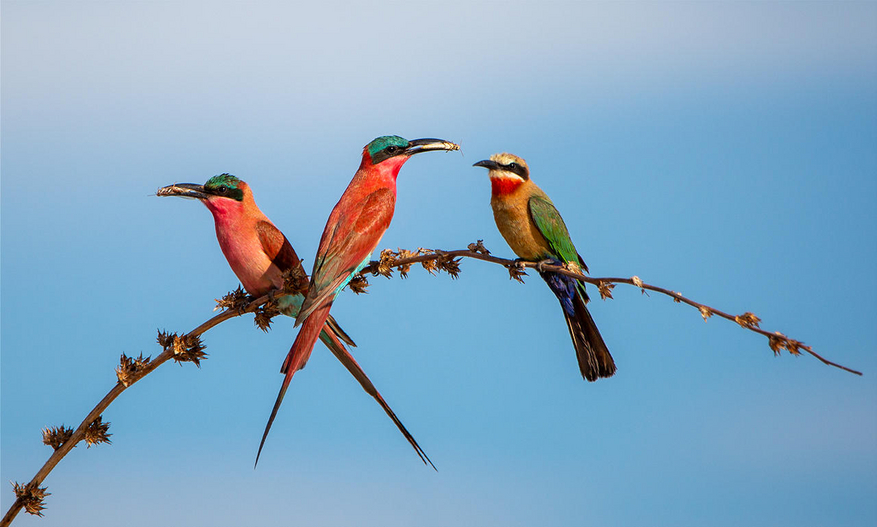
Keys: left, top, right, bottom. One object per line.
{"left": 490, "top": 186, "right": 551, "bottom": 261}
{"left": 210, "top": 208, "right": 281, "bottom": 294}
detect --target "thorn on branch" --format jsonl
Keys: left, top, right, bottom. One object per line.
{"left": 768, "top": 331, "right": 806, "bottom": 357}
{"left": 215, "top": 286, "right": 249, "bottom": 313}
{"left": 769, "top": 332, "right": 784, "bottom": 355}
{"left": 116, "top": 353, "right": 151, "bottom": 387}
{"left": 468, "top": 240, "right": 491, "bottom": 255}
{"left": 597, "top": 281, "right": 615, "bottom": 300}
{"left": 375, "top": 249, "right": 397, "bottom": 278}
{"left": 158, "top": 330, "right": 207, "bottom": 367}
{"left": 735, "top": 312, "right": 761, "bottom": 329}
{"left": 437, "top": 253, "right": 462, "bottom": 279}
{"left": 420, "top": 249, "right": 440, "bottom": 276}
{"left": 396, "top": 248, "right": 420, "bottom": 278}
{"left": 672, "top": 292, "right": 683, "bottom": 303}
{"left": 282, "top": 267, "right": 308, "bottom": 296}
{"left": 631, "top": 275, "right": 649, "bottom": 296}
{"left": 12, "top": 482, "right": 50, "bottom": 517}
{"left": 156, "top": 329, "right": 173, "bottom": 349}
{"left": 348, "top": 274, "right": 370, "bottom": 295}
{"left": 254, "top": 302, "right": 281, "bottom": 332}
{"left": 84, "top": 416, "right": 112, "bottom": 448}
{"left": 699, "top": 306, "right": 713, "bottom": 322}
{"left": 42, "top": 425, "right": 74, "bottom": 451}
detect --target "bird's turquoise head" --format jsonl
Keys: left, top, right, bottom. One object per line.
{"left": 156, "top": 173, "right": 248, "bottom": 203}
{"left": 362, "top": 135, "right": 460, "bottom": 166}
{"left": 203, "top": 174, "right": 245, "bottom": 201}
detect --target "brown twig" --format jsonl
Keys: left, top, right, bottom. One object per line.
{"left": 0, "top": 292, "right": 272, "bottom": 527}
{"left": 355, "top": 243, "right": 862, "bottom": 376}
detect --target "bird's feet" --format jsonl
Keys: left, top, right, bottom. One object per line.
{"left": 508, "top": 259, "right": 528, "bottom": 283}
{"left": 535, "top": 259, "right": 556, "bottom": 273}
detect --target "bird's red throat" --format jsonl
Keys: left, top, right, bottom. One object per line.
{"left": 490, "top": 175, "right": 524, "bottom": 196}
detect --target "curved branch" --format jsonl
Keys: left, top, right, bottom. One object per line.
{"left": 357, "top": 243, "right": 862, "bottom": 376}
{"left": 0, "top": 293, "right": 272, "bottom": 527}
{"left": 3, "top": 241, "right": 860, "bottom": 525}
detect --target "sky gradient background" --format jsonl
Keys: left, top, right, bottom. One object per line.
{"left": 2, "top": 2, "right": 876, "bottom": 526}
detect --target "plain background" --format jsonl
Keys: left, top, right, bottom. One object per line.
{"left": 2, "top": 2, "right": 876, "bottom": 526}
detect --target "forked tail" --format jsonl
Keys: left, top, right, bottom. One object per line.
{"left": 320, "top": 324, "right": 434, "bottom": 469}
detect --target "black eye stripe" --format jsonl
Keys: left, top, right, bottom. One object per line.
{"left": 205, "top": 184, "right": 244, "bottom": 201}
{"left": 501, "top": 162, "right": 529, "bottom": 180}
{"left": 371, "top": 143, "right": 407, "bottom": 164}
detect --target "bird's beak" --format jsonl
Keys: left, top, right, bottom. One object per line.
{"left": 404, "top": 138, "right": 460, "bottom": 156}
{"left": 473, "top": 159, "right": 500, "bottom": 170}
{"left": 156, "top": 183, "right": 209, "bottom": 200}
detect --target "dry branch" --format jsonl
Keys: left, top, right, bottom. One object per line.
{"left": 354, "top": 243, "right": 862, "bottom": 376}
{"left": 1, "top": 241, "right": 860, "bottom": 526}
{"left": 0, "top": 293, "right": 270, "bottom": 526}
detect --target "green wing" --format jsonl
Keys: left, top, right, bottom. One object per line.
{"left": 528, "top": 195, "right": 585, "bottom": 270}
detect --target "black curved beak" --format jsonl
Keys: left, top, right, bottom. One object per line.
{"left": 156, "top": 183, "right": 208, "bottom": 200}
{"left": 404, "top": 138, "right": 460, "bottom": 156}
{"left": 473, "top": 159, "right": 500, "bottom": 170}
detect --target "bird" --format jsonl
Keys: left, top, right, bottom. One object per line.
{"left": 261, "top": 135, "right": 459, "bottom": 465}
{"left": 157, "top": 173, "right": 433, "bottom": 468}
{"left": 473, "top": 153, "right": 616, "bottom": 382}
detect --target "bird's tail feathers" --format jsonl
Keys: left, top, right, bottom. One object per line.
{"left": 325, "top": 314, "right": 356, "bottom": 348}
{"left": 566, "top": 290, "right": 616, "bottom": 382}
{"left": 320, "top": 324, "right": 434, "bottom": 469}
{"left": 255, "top": 303, "right": 331, "bottom": 468}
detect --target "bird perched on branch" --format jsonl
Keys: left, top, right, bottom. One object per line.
{"left": 474, "top": 153, "right": 616, "bottom": 382}
{"left": 268, "top": 135, "right": 459, "bottom": 465}
{"left": 157, "top": 173, "right": 432, "bottom": 468}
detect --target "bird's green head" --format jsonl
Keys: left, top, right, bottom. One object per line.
{"left": 156, "top": 173, "right": 248, "bottom": 203}
{"left": 203, "top": 174, "right": 245, "bottom": 202}
{"left": 363, "top": 135, "right": 460, "bottom": 166}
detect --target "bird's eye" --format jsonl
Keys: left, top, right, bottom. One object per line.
{"left": 507, "top": 162, "right": 518, "bottom": 170}
{"left": 217, "top": 186, "right": 227, "bottom": 193}
{"left": 386, "top": 146, "right": 400, "bottom": 155}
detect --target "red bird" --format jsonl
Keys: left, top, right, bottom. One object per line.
{"left": 257, "top": 136, "right": 459, "bottom": 465}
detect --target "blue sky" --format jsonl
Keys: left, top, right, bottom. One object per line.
{"left": 2, "top": 1, "right": 876, "bottom": 525}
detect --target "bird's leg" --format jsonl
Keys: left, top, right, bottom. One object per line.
{"left": 535, "top": 258, "right": 556, "bottom": 273}
{"left": 263, "top": 289, "right": 281, "bottom": 313}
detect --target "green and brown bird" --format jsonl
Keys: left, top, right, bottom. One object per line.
{"left": 474, "top": 153, "right": 616, "bottom": 381}
{"left": 157, "top": 174, "right": 432, "bottom": 468}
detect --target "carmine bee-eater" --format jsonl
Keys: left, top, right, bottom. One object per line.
{"left": 157, "top": 173, "right": 432, "bottom": 468}
{"left": 473, "top": 153, "right": 616, "bottom": 382}
{"left": 259, "top": 135, "right": 459, "bottom": 464}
